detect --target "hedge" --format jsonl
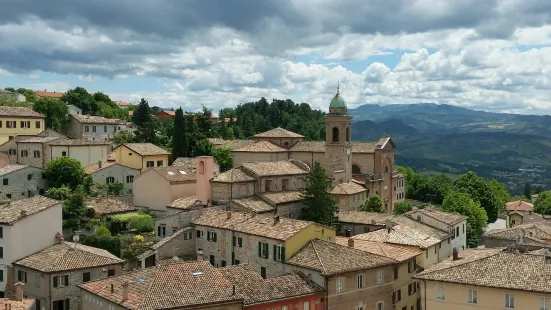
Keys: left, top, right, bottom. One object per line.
{"left": 108, "top": 212, "right": 154, "bottom": 234}
{"left": 81, "top": 235, "right": 121, "bottom": 257}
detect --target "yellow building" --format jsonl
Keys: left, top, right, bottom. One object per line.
{"left": 113, "top": 143, "right": 170, "bottom": 172}
{"left": 415, "top": 248, "right": 551, "bottom": 310}
{"left": 0, "top": 107, "right": 45, "bottom": 144}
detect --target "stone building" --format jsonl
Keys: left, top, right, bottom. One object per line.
{"left": 66, "top": 114, "right": 133, "bottom": 141}
{"left": 0, "top": 165, "right": 48, "bottom": 200}
{"left": 211, "top": 88, "right": 406, "bottom": 212}
{"left": 12, "top": 237, "right": 124, "bottom": 310}
{"left": 84, "top": 162, "right": 140, "bottom": 194}
{"left": 85, "top": 198, "right": 137, "bottom": 222}
{"left": 405, "top": 208, "right": 467, "bottom": 251}
{"left": 483, "top": 222, "right": 551, "bottom": 250}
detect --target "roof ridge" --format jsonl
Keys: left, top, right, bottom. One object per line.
{"left": 419, "top": 250, "right": 502, "bottom": 276}
{"left": 311, "top": 240, "right": 327, "bottom": 275}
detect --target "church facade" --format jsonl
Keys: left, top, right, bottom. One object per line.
{"left": 210, "top": 89, "right": 406, "bottom": 213}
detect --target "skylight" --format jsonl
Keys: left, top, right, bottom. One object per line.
{"left": 167, "top": 171, "right": 175, "bottom": 175}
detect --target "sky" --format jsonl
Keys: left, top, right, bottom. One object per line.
{"left": 1, "top": 0, "right": 551, "bottom": 115}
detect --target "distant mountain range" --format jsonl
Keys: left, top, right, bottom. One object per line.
{"left": 348, "top": 103, "right": 551, "bottom": 194}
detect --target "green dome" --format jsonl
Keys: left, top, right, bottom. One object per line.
{"left": 330, "top": 92, "right": 347, "bottom": 110}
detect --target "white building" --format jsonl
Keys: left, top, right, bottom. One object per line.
{"left": 0, "top": 196, "right": 62, "bottom": 295}
{"left": 66, "top": 114, "right": 134, "bottom": 141}
{"left": 405, "top": 208, "right": 468, "bottom": 251}
{"left": 67, "top": 105, "right": 82, "bottom": 115}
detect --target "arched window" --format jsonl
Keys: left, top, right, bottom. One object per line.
{"left": 199, "top": 161, "right": 205, "bottom": 174}
{"left": 384, "top": 166, "right": 389, "bottom": 174}
{"left": 332, "top": 127, "right": 339, "bottom": 143}
{"left": 352, "top": 165, "right": 361, "bottom": 174}
{"left": 346, "top": 127, "right": 350, "bottom": 142}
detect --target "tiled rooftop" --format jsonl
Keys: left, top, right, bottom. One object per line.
{"left": 72, "top": 114, "right": 126, "bottom": 125}
{"left": 253, "top": 127, "right": 305, "bottom": 138}
{"left": 193, "top": 209, "right": 314, "bottom": 241}
{"left": 146, "top": 166, "right": 196, "bottom": 183}
{"left": 212, "top": 168, "right": 255, "bottom": 183}
{"left": 233, "top": 141, "right": 288, "bottom": 153}
{"left": 0, "top": 196, "right": 60, "bottom": 225}
{"left": 19, "top": 136, "right": 62, "bottom": 144}
{"left": 218, "top": 264, "right": 324, "bottom": 305}
{"left": 0, "top": 106, "right": 43, "bottom": 118}
{"left": 289, "top": 141, "right": 378, "bottom": 153}
{"left": 483, "top": 222, "right": 551, "bottom": 246}
{"left": 207, "top": 138, "right": 254, "bottom": 150}
{"left": 33, "top": 90, "right": 64, "bottom": 99}
{"left": 0, "top": 165, "right": 29, "bottom": 176}
{"left": 505, "top": 200, "right": 534, "bottom": 212}
{"left": 338, "top": 211, "right": 395, "bottom": 225}
{"left": 86, "top": 198, "right": 137, "bottom": 215}
{"left": 121, "top": 143, "right": 170, "bottom": 156}
{"left": 261, "top": 191, "right": 304, "bottom": 205}
{"left": 335, "top": 237, "right": 421, "bottom": 262}
{"left": 47, "top": 139, "right": 111, "bottom": 146}
{"left": 416, "top": 249, "right": 551, "bottom": 294}
{"left": 15, "top": 241, "right": 124, "bottom": 272}
{"left": 79, "top": 261, "right": 241, "bottom": 310}
{"left": 169, "top": 196, "right": 200, "bottom": 210}
{"left": 0, "top": 298, "right": 35, "bottom": 310}
{"left": 84, "top": 161, "right": 117, "bottom": 174}
{"left": 330, "top": 181, "right": 367, "bottom": 195}
{"left": 406, "top": 209, "right": 467, "bottom": 226}
{"left": 242, "top": 161, "right": 308, "bottom": 177}
{"left": 287, "top": 239, "right": 395, "bottom": 276}
{"left": 351, "top": 142, "right": 378, "bottom": 153}
{"left": 232, "top": 197, "right": 274, "bottom": 213}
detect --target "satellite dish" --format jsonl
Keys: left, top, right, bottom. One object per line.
{"left": 73, "top": 235, "right": 80, "bottom": 242}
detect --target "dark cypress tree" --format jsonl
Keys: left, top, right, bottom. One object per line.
{"left": 172, "top": 108, "right": 186, "bottom": 160}
{"left": 299, "top": 163, "right": 339, "bottom": 228}
{"left": 132, "top": 98, "right": 158, "bottom": 144}
{"left": 132, "top": 98, "right": 150, "bottom": 127}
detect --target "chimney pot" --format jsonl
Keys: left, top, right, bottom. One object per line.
{"left": 273, "top": 216, "right": 280, "bottom": 225}
{"left": 347, "top": 238, "right": 354, "bottom": 248}
{"left": 452, "top": 248, "right": 459, "bottom": 261}
{"left": 226, "top": 212, "right": 231, "bottom": 220}
{"left": 14, "top": 282, "right": 24, "bottom": 302}
{"left": 101, "top": 268, "right": 107, "bottom": 279}
{"left": 121, "top": 282, "right": 129, "bottom": 302}
{"left": 196, "top": 250, "right": 204, "bottom": 262}
{"left": 98, "top": 161, "right": 102, "bottom": 168}
{"left": 55, "top": 232, "right": 64, "bottom": 244}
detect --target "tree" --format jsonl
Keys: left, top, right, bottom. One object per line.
{"left": 195, "top": 139, "right": 214, "bottom": 156}
{"left": 132, "top": 98, "right": 158, "bottom": 144}
{"left": 45, "top": 186, "right": 72, "bottom": 201}
{"left": 111, "top": 131, "right": 134, "bottom": 144}
{"left": 360, "top": 195, "right": 385, "bottom": 213}
{"left": 61, "top": 87, "right": 94, "bottom": 114}
{"left": 534, "top": 191, "right": 551, "bottom": 215}
{"left": 172, "top": 108, "right": 186, "bottom": 160}
{"left": 33, "top": 97, "right": 70, "bottom": 131}
{"left": 95, "top": 226, "right": 112, "bottom": 237}
{"left": 45, "top": 157, "right": 86, "bottom": 189}
{"left": 427, "top": 174, "right": 453, "bottom": 204}
{"left": 213, "top": 146, "right": 233, "bottom": 172}
{"left": 62, "top": 186, "right": 89, "bottom": 230}
{"left": 487, "top": 179, "right": 511, "bottom": 212}
{"left": 300, "top": 162, "right": 339, "bottom": 227}
{"left": 523, "top": 183, "right": 532, "bottom": 200}
{"left": 453, "top": 171, "right": 499, "bottom": 223}
{"left": 16, "top": 88, "right": 38, "bottom": 103}
{"left": 441, "top": 191, "right": 488, "bottom": 248}
{"left": 394, "top": 201, "right": 414, "bottom": 215}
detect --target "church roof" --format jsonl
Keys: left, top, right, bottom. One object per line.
{"left": 289, "top": 141, "right": 378, "bottom": 154}
{"left": 329, "top": 92, "right": 347, "bottom": 110}
{"left": 253, "top": 127, "right": 304, "bottom": 138}
{"left": 330, "top": 181, "right": 367, "bottom": 195}
{"left": 233, "top": 141, "right": 288, "bottom": 153}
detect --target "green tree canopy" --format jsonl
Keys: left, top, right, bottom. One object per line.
{"left": 523, "top": 183, "right": 532, "bottom": 200}
{"left": 45, "top": 186, "right": 72, "bottom": 201}
{"left": 132, "top": 98, "right": 158, "bottom": 144}
{"left": 394, "top": 201, "right": 414, "bottom": 215}
{"left": 487, "top": 179, "right": 511, "bottom": 211}
{"left": 33, "top": 97, "right": 70, "bottom": 131}
{"left": 299, "top": 162, "right": 338, "bottom": 227}
{"left": 453, "top": 171, "right": 500, "bottom": 223}
{"left": 45, "top": 157, "right": 86, "bottom": 189}
{"left": 111, "top": 131, "right": 134, "bottom": 144}
{"left": 62, "top": 186, "right": 89, "bottom": 230}
{"left": 534, "top": 191, "right": 551, "bottom": 215}
{"left": 171, "top": 108, "right": 186, "bottom": 160}
{"left": 213, "top": 146, "right": 233, "bottom": 172}
{"left": 360, "top": 194, "right": 385, "bottom": 213}
{"left": 441, "top": 191, "right": 488, "bottom": 248}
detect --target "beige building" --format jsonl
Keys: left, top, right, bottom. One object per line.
{"left": 286, "top": 239, "right": 395, "bottom": 310}
{"left": 113, "top": 143, "right": 170, "bottom": 172}
{"left": 0, "top": 196, "right": 62, "bottom": 295}
{"left": 12, "top": 236, "right": 124, "bottom": 310}
{"left": 211, "top": 89, "right": 406, "bottom": 212}
{"left": 0, "top": 129, "right": 63, "bottom": 165}
{"left": 0, "top": 165, "right": 48, "bottom": 200}
{"left": 415, "top": 248, "right": 551, "bottom": 310}
{"left": 405, "top": 208, "right": 467, "bottom": 251}
{"left": 79, "top": 260, "right": 244, "bottom": 310}
{"left": 66, "top": 114, "right": 133, "bottom": 141}
{"left": 84, "top": 162, "right": 140, "bottom": 194}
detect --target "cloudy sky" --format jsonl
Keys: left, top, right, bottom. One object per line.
{"left": 1, "top": 0, "right": 551, "bottom": 114}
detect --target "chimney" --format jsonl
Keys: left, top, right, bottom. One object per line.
{"left": 195, "top": 156, "right": 215, "bottom": 205}
{"left": 348, "top": 238, "right": 354, "bottom": 248}
{"left": 273, "top": 216, "right": 280, "bottom": 226}
{"left": 18, "top": 210, "right": 27, "bottom": 219}
{"left": 55, "top": 232, "right": 64, "bottom": 244}
{"left": 121, "top": 282, "right": 129, "bottom": 302}
{"left": 197, "top": 250, "right": 204, "bottom": 262}
{"left": 452, "top": 248, "right": 459, "bottom": 261}
{"left": 98, "top": 160, "right": 102, "bottom": 168}
{"left": 226, "top": 212, "right": 231, "bottom": 220}
{"left": 232, "top": 285, "right": 236, "bottom": 296}
{"left": 14, "top": 282, "right": 23, "bottom": 302}
{"left": 110, "top": 283, "right": 114, "bottom": 293}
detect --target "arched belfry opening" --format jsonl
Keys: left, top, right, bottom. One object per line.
{"left": 332, "top": 127, "right": 339, "bottom": 143}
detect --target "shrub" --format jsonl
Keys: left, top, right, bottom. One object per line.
{"left": 81, "top": 235, "right": 121, "bottom": 256}
{"left": 95, "top": 226, "right": 112, "bottom": 237}
{"left": 134, "top": 235, "right": 144, "bottom": 243}
{"left": 109, "top": 212, "right": 154, "bottom": 234}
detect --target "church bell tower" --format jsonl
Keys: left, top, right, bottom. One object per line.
{"left": 324, "top": 84, "right": 352, "bottom": 183}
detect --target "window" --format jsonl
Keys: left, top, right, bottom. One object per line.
{"left": 541, "top": 297, "right": 550, "bottom": 310}
{"left": 183, "top": 231, "right": 193, "bottom": 240}
{"left": 6, "top": 194, "right": 11, "bottom": 199}
{"left": 376, "top": 270, "right": 384, "bottom": 286}
{"left": 156, "top": 160, "right": 163, "bottom": 167}
{"left": 463, "top": 224, "right": 465, "bottom": 233}
{"left": 8, "top": 149, "right": 15, "bottom": 156}
{"left": 435, "top": 286, "right": 445, "bottom": 301}
{"left": 207, "top": 231, "right": 218, "bottom": 242}
{"left": 33, "top": 150, "right": 40, "bottom": 158}
{"left": 196, "top": 230, "right": 204, "bottom": 239}
{"left": 157, "top": 225, "right": 166, "bottom": 237}
{"left": 61, "top": 151, "right": 67, "bottom": 156}
{"left": 303, "top": 302, "right": 309, "bottom": 310}
{"left": 260, "top": 267, "right": 266, "bottom": 279}
{"left": 456, "top": 227, "right": 459, "bottom": 237}
{"left": 0, "top": 270, "right": 3, "bottom": 282}
{"left": 505, "top": 293, "right": 514, "bottom": 309}
{"left": 265, "top": 180, "right": 272, "bottom": 192}
{"left": 336, "top": 278, "right": 344, "bottom": 293}
{"left": 52, "top": 300, "right": 70, "bottom": 310}
{"left": 357, "top": 274, "right": 364, "bottom": 289}
{"left": 408, "top": 282, "right": 417, "bottom": 295}
{"left": 0, "top": 246, "right": 3, "bottom": 258}
{"left": 376, "top": 302, "right": 383, "bottom": 310}
{"left": 221, "top": 260, "right": 227, "bottom": 267}
{"left": 393, "top": 267, "right": 398, "bottom": 280}
{"left": 468, "top": 289, "right": 478, "bottom": 304}
{"left": 0, "top": 227, "right": 3, "bottom": 238}
{"left": 108, "top": 269, "right": 115, "bottom": 277}
{"left": 392, "top": 289, "right": 402, "bottom": 304}
{"left": 258, "top": 242, "right": 269, "bottom": 258}
{"left": 234, "top": 259, "right": 240, "bottom": 265}
{"left": 6, "top": 121, "right": 15, "bottom": 128}
{"left": 233, "top": 236, "right": 243, "bottom": 248}
{"left": 92, "top": 126, "right": 97, "bottom": 132}
{"left": 408, "top": 259, "right": 416, "bottom": 273}
{"left": 39, "top": 188, "right": 45, "bottom": 195}
{"left": 106, "top": 177, "right": 115, "bottom": 184}
{"left": 146, "top": 161, "right": 154, "bottom": 168}
{"left": 126, "top": 175, "right": 134, "bottom": 183}
{"left": 273, "top": 245, "right": 285, "bottom": 262}
{"left": 2, "top": 179, "right": 7, "bottom": 186}
{"left": 104, "top": 126, "right": 107, "bottom": 132}
{"left": 332, "top": 127, "right": 339, "bottom": 143}
{"left": 84, "top": 126, "right": 89, "bottom": 132}
{"left": 83, "top": 272, "right": 91, "bottom": 283}
{"left": 114, "top": 126, "right": 117, "bottom": 132}
{"left": 282, "top": 178, "right": 290, "bottom": 191}
{"left": 282, "top": 306, "right": 287, "bottom": 310}
{"left": 17, "top": 271, "right": 27, "bottom": 283}
{"left": 20, "top": 150, "right": 28, "bottom": 157}
{"left": 209, "top": 255, "right": 215, "bottom": 266}
{"left": 20, "top": 121, "right": 30, "bottom": 128}
{"left": 53, "top": 275, "right": 68, "bottom": 287}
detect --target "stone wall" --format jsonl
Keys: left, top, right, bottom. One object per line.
{"left": 90, "top": 164, "right": 140, "bottom": 193}
{"left": 232, "top": 151, "right": 288, "bottom": 167}
{"left": 0, "top": 166, "right": 48, "bottom": 201}
{"left": 212, "top": 182, "right": 255, "bottom": 202}
{"left": 257, "top": 175, "right": 305, "bottom": 195}
{"left": 156, "top": 228, "right": 195, "bottom": 260}
{"left": 16, "top": 142, "right": 44, "bottom": 168}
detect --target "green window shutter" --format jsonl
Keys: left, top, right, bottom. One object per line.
{"left": 214, "top": 232, "right": 217, "bottom": 242}
{"left": 258, "top": 242, "right": 262, "bottom": 257}
{"left": 233, "top": 236, "right": 236, "bottom": 246}
{"left": 281, "top": 247, "right": 286, "bottom": 263}
{"left": 273, "top": 245, "right": 277, "bottom": 261}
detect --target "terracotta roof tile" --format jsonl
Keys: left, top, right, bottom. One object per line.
{"left": 483, "top": 222, "right": 551, "bottom": 246}
{"left": 115, "top": 101, "right": 130, "bottom": 107}
{"left": 193, "top": 209, "right": 313, "bottom": 241}
{"left": 212, "top": 168, "right": 255, "bottom": 183}
{"left": 208, "top": 138, "right": 254, "bottom": 150}
{"left": 147, "top": 166, "right": 196, "bottom": 183}
{"left": 253, "top": 127, "right": 304, "bottom": 138}
{"left": 15, "top": 241, "right": 124, "bottom": 272}
{"left": 335, "top": 237, "right": 421, "bottom": 262}
{"left": 33, "top": 91, "right": 64, "bottom": 99}
{"left": 351, "top": 142, "right": 377, "bottom": 153}
{"left": 84, "top": 161, "right": 117, "bottom": 174}
{"left": 416, "top": 249, "right": 551, "bottom": 294}
{"left": 261, "top": 191, "right": 303, "bottom": 205}
{"left": 79, "top": 261, "right": 241, "bottom": 310}
{"left": 287, "top": 239, "right": 395, "bottom": 276}
{"left": 47, "top": 139, "right": 111, "bottom": 146}
{"left": 406, "top": 209, "right": 467, "bottom": 226}
{"left": 233, "top": 141, "right": 288, "bottom": 153}
{"left": 0, "top": 298, "right": 35, "bottom": 310}
{"left": 505, "top": 200, "right": 534, "bottom": 212}
{"left": 169, "top": 196, "right": 200, "bottom": 210}
{"left": 0, "top": 196, "right": 60, "bottom": 225}
{"left": 120, "top": 143, "right": 170, "bottom": 156}
{"left": 19, "top": 136, "right": 62, "bottom": 143}
{"left": 330, "top": 181, "right": 367, "bottom": 195}
{"left": 86, "top": 198, "right": 137, "bottom": 215}
{"left": 289, "top": 141, "right": 325, "bottom": 153}
{"left": 339, "top": 211, "right": 395, "bottom": 225}
{"left": 71, "top": 114, "right": 127, "bottom": 125}
{"left": 242, "top": 161, "right": 308, "bottom": 177}
{"left": 0, "top": 107, "right": 43, "bottom": 118}
{"left": 232, "top": 197, "right": 274, "bottom": 213}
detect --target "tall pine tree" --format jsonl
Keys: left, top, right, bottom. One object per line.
{"left": 132, "top": 98, "right": 158, "bottom": 144}
{"left": 299, "top": 163, "right": 339, "bottom": 227}
{"left": 172, "top": 108, "right": 186, "bottom": 160}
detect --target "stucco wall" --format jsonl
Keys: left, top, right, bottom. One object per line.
{"left": 0, "top": 166, "right": 48, "bottom": 200}
{"left": 0, "top": 117, "right": 44, "bottom": 144}
{"left": 257, "top": 175, "right": 306, "bottom": 195}
{"left": 50, "top": 145, "right": 110, "bottom": 168}
{"left": 90, "top": 164, "right": 140, "bottom": 193}
{"left": 212, "top": 182, "right": 255, "bottom": 202}
{"left": 16, "top": 142, "right": 45, "bottom": 168}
